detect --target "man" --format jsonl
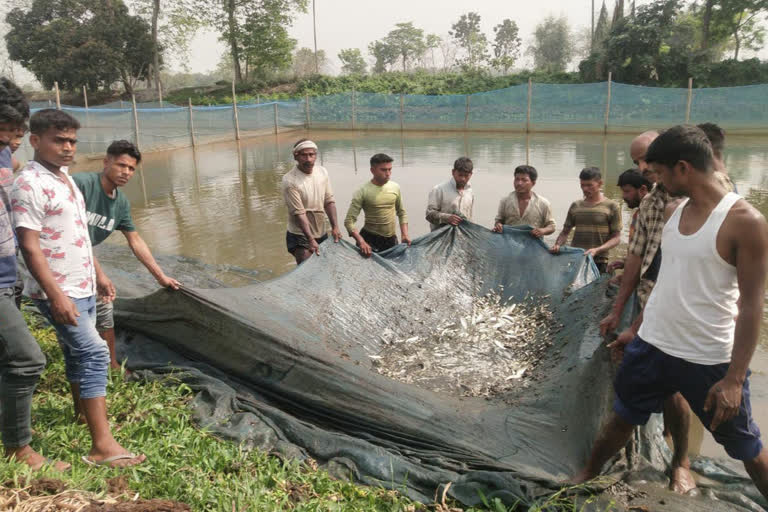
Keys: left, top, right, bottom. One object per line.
{"left": 550, "top": 167, "right": 621, "bottom": 273}
{"left": 344, "top": 153, "right": 410, "bottom": 257}
{"left": 73, "top": 140, "right": 180, "bottom": 370}
{"left": 698, "top": 122, "right": 736, "bottom": 194}
{"left": 600, "top": 131, "right": 694, "bottom": 492}
{"left": 10, "top": 122, "right": 26, "bottom": 172}
{"left": 426, "top": 156, "right": 474, "bottom": 231}
{"left": 573, "top": 125, "right": 768, "bottom": 503}
{"left": 281, "top": 139, "right": 341, "bottom": 264}
{"left": 606, "top": 169, "right": 652, "bottom": 273}
{"left": 11, "top": 109, "right": 145, "bottom": 467}
{"left": 0, "top": 79, "right": 68, "bottom": 471}
{"left": 492, "top": 164, "right": 556, "bottom": 238}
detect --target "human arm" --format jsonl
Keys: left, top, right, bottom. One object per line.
{"left": 532, "top": 201, "right": 556, "bottom": 238}
{"left": 606, "top": 309, "right": 643, "bottom": 363}
{"left": 324, "top": 201, "right": 341, "bottom": 242}
{"left": 122, "top": 230, "right": 180, "bottom": 289}
{"left": 599, "top": 253, "right": 642, "bottom": 335}
{"left": 16, "top": 227, "right": 80, "bottom": 325}
{"left": 92, "top": 255, "right": 116, "bottom": 302}
{"left": 343, "top": 189, "right": 371, "bottom": 257}
{"left": 395, "top": 187, "right": 410, "bottom": 245}
{"left": 12, "top": 156, "right": 21, "bottom": 172}
{"left": 583, "top": 231, "right": 621, "bottom": 258}
{"left": 550, "top": 203, "right": 574, "bottom": 253}
{"left": 492, "top": 198, "right": 506, "bottom": 233}
{"left": 400, "top": 223, "right": 411, "bottom": 246}
{"left": 704, "top": 208, "right": 768, "bottom": 430}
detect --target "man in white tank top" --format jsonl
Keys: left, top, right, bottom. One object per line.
{"left": 572, "top": 125, "right": 768, "bottom": 502}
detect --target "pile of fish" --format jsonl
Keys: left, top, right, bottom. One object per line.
{"left": 371, "top": 293, "right": 559, "bottom": 397}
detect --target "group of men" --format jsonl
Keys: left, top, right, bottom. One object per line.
{"left": 282, "top": 128, "right": 768, "bottom": 502}
{"left": 1, "top": 77, "right": 180, "bottom": 469}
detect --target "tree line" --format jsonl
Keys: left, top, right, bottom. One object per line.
{"left": 3, "top": 0, "right": 767, "bottom": 96}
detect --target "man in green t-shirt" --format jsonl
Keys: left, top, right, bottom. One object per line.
{"left": 73, "top": 140, "right": 180, "bottom": 370}
{"left": 344, "top": 153, "right": 410, "bottom": 257}
{"left": 550, "top": 167, "right": 622, "bottom": 273}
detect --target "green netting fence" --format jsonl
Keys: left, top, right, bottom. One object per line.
{"left": 18, "top": 81, "right": 768, "bottom": 159}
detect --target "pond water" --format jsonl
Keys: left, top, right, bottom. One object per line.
{"left": 70, "top": 129, "right": 768, "bottom": 460}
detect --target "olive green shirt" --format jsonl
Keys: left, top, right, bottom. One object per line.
{"left": 344, "top": 181, "right": 408, "bottom": 238}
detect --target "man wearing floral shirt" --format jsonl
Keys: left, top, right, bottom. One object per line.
{"left": 12, "top": 109, "right": 145, "bottom": 467}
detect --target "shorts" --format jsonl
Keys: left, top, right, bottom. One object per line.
{"left": 95, "top": 297, "right": 114, "bottom": 330}
{"left": 614, "top": 336, "right": 762, "bottom": 460}
{"left": 360, "top": 228, "right": 398, "bottom": 253}
{"left": 286, "top": 231, "right": 328, "bottom": 254}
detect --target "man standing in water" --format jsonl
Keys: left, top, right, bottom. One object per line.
{"left": 12, "top": 109, "right": 145, "bottom": 466}
{"left": 73, "top": 140, "right": 180, "bottom": 371}
{"left": 425, "top": 156, "right": 474, "bottom": 231}
{"left": 550, "top": 167, "right": 621, "bottom": 273}
{"left": 573, "top": 125, "right": 768, "bottom": 502}
{"left": 281, "top": 139, "right": 341, "bottom": 264}
{"left": 344, "top": 153, "right": 410, "bottom": 257}
{"left": 492, "top": 164, "right": 556, "bottom": 238}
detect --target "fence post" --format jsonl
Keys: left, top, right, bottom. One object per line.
{"left": 131, "top": 94, "right": 140, "bottom": 149}
{"left": 351, "top": 88, "right": 357, "bottom": 130}
{"left": 120, "top": 100, "right": 125, "bottom": 109}
{"left": 685, "top": 77, "right": 693, "bottom": 123}
{"left": 273, "top": 102, "right": 279, "bottom": 135}
{"left": 603, "top": 72, "right": 612, "bottom": 135}
{"left": 399, "top": 94, "right": 405, "bottom": 132}
{"left": 188, "top": 98, "right": 197, "bottom": 147}
{"left": 82, "top": 86, "right": 88, "bottom": 109}
{"left": 54, "top": 82, "right": 61, "bottom": 109}
{"left": 305, "top": 94, "right": 311, "bottom": 129}
{"left": 526, "top": 78, "right": 532, "bottom": 133}
{"left": 158, "top": 80, "right": 164, "bottom": 109}
{"left": 231, "top": 80, "right": 241, "bottom": 141}
{"left": 464, "top": 95, "right": 470, "bottom": 130}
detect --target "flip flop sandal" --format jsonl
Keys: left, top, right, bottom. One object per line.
{"left": 81, "top": 453, "right": 138, "bottom": 467}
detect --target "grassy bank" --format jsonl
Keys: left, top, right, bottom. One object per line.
{"left": 0, "top": 310, "right": 607, "bottom": 511}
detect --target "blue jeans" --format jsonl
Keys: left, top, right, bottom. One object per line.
{"left": 34, "top": 296, "right": 109, "bottom": 400}
{"left": 0, "top": 287, "right": 46, "bottom": 447}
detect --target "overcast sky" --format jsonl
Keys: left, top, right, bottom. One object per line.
{"left": 179, "top": 0, "right": 640, "bottom": 74}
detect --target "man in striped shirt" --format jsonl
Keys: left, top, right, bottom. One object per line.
{"left": 550, "top": 167, "right": 622, "bottom": 273}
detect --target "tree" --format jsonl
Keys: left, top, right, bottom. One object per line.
{"left": 239, "top": 4, "right": 296, "bottom": 81}
{"left": 368, "top": 40, "right": 396, "bottom": 73}
{"left": 593, "top": 1, "right": 610, "bottom": 49}
{"left": 293, "top": 47, "right": 326, "bottom": 77}
{"left": 338, "top": 48, "right": 367, "bottom": 74}
{"left": 491, "top": 19, "right": 521, "bottom": 74}
{"left": 528, "top": 15, "right": 573, "bottom": 73}
{"left": 449, "top": 12, "right": 489, "bottom": 70}
{"left": 382, "top": 22, "right": 427, "bottom": 72}
{"left": 5, "top": 0, "right": 156, "bottom": 94}
{"left": 709, "top": 0, "right": 768, "bottom": 59}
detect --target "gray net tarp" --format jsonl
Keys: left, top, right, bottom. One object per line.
{"left": 102, "top": 224, "right": 766, "bottom": 510}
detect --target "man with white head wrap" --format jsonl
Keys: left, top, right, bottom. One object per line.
{"left": 281, "top": 138, "right": 341, "bottom": 264}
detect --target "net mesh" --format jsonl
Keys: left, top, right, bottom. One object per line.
{"left": 17, "top": 81, "right": 768, "bottom": 159}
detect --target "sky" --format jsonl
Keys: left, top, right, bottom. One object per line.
{"left": 179, "top": 0, "right": 630, "bottom": 74}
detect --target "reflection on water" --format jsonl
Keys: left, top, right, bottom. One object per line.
{"left": 70, "top": 130, "right": 768, "bottom": 460}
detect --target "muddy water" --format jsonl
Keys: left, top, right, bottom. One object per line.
{"left": 70, "top": 130, "right": 768, "bottom": 459}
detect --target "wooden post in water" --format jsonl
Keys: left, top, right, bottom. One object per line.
{"left": 603, "top": 72, "right": 612, "bottom": 135}
{"left": 464, "top": 95, "right": 470, "bottom": 130}
{"left": 273, "top": 102, "right": 279, "bottom": 135}
{"left": 54, "top": 82, "right": 61, "bottom": 109}
{"left": 351, "top": 88, "right": 357, "bottom": 130}
{"left": 685, "top": 77, "right": 693, "bottom": 123}
{"left": 131, "top": 94, "right": 140, "bottom": 148}
{"left": 526, "top": 78, "right": 532, "bottom": 133}
{"left": 231, "top": 80, "right": 241, "bottom": 141}
{"left": 120, "top": 100, "right": 125, "bottom": 109}
{"left": 158, "top": 80, "right": 164, "bottom": 109}
{"left": 399, "top": 94, "right": 405, "bottom": 132}
{"left": 82, "top": 86, "right": 88, "bottom": 109}
{"left": 188, "top": 98, "right": 197, "bottom": 147}
{"left": 305, "top": 95, "right": 311, "bottom": 129}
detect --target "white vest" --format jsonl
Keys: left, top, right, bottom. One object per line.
{"left": 638, "top": 192, "right": 741, "bottom": 365}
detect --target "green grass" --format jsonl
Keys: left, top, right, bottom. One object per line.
{"left": 1, "top": 311, "right": 609, "bottom": 511}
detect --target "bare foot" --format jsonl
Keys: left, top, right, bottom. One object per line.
{"left": 669, "top": 466, "right": 697, "bottom": 494}
{"left": 7, "top": 445, "right": 71, "bottom": 471}
{"left": 85, "top": 449, "right": 146, "bottom": 468}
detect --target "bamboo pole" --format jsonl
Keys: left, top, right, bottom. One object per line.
{"left": 54, "top": 82, "right": 61, "bottom": 109}
{"left": 131, "top": 94, "right": 140, "bottom": 148}
{"left": 82, "top": 86, "right": 88, "bottom": 109}
{"left": 603, "top": 72, "right": 612, "bottom": 135}
{"left": 526, "top": 78, "right": 532, "bottom": 133}
{"left": 231, "top": 80, "right": 241, "bottom": 141}
{"left": 188, "top": 98, "right": 197, "bottom": 147}
{"left": 399, "top": 94, "right": 405, "bottom": 132}
{"left": 351, "top": 88, "right": 356, "bottom": 130}
{"left": 48, "top": 99, "right": 52, "bottom": 108}
{"left": 120, "top": 100, "right": 125, "bottom": 109}
{"left": 305, "top": 94, "right": 311, "bottom": 129}
{"left": 685, "top": 77, "right": 693, "bottom": 123}
{"left": 464, "top": 95, "right": 470, "bottom": 130}
{"left": 273, "top": 102, "right": 279, "bottom": 135}
{"left": 158, "top": 80, "right": 164, "bottom": 109}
